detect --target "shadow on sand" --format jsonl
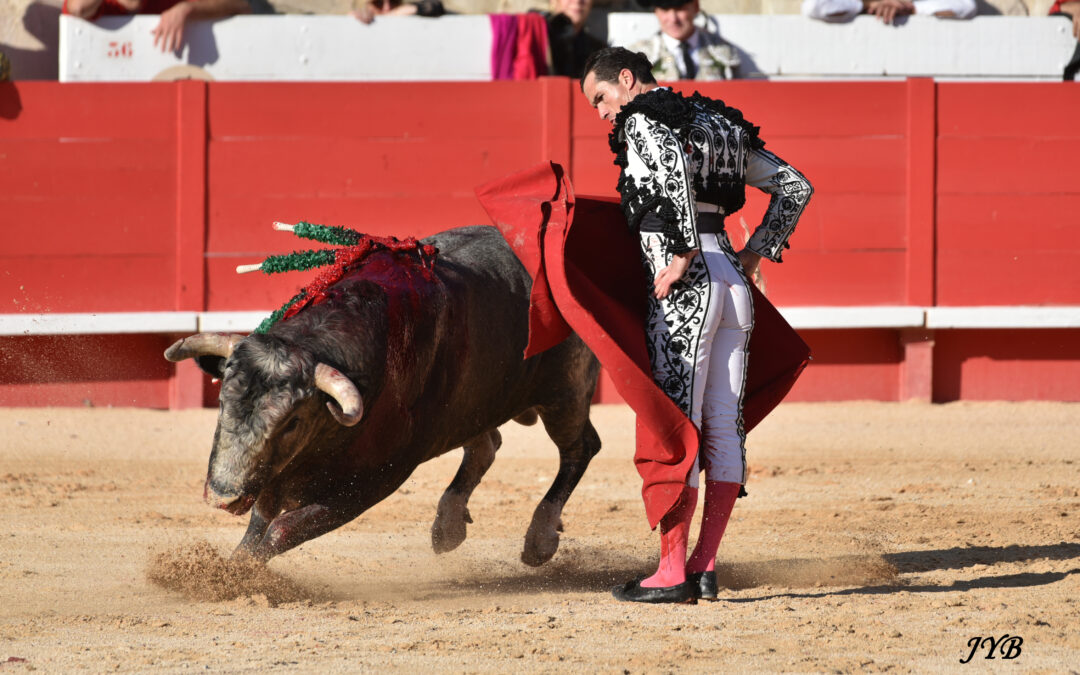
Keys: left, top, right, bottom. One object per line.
{"left": 422, "top": 541, "right": 1080, "bottom": 601}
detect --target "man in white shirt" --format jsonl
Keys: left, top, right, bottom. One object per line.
{"left": 626, "top": 0, "right": 739, "bottom": 80}
{"left": 802, "top": 0, "right": 977, "bottom": 24}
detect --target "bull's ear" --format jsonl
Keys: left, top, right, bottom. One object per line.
{"left": 195, "top": 355, "right": 227, "bottom": 378}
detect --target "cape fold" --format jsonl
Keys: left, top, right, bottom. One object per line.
{"left": 476, "top": 161, "right": 809, "bottom": 528}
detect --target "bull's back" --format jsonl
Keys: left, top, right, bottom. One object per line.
{"left": 419, "top": 226, "right": 543, "bottom": 444}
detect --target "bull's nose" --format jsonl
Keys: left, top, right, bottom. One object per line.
{"left": 204, "top": 480, "right": 254, "bottom": 515}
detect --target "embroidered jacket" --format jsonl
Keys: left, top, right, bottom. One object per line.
{"left": 610, "top": 87, "right": 813, "bottom": 261}
{"left": 627, "top": 15, "right": 740, "bottom": 81}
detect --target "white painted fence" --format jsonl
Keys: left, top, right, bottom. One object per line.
{"left": 59, "top": 13, "right": 1077, "bottom": 82}
{"left": 6, "top": 307, "right": 1080, "bottom": 336}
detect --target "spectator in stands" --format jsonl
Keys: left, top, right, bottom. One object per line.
{"left": 627, "top": 0, "right": 739, "bottom": 80}
{"left": 1050, "top": 0, "right": 1079, "bottom": 38}
{"left": 62, "top": 0, "right": 267, "bottom": 53}
{"left": 1050, "top": 0, "right": 1080, "bottom": 80}
{"left": 801, "top": 0, "right": 976, "bottom": 24}
{"left": 350, "top": 0, "right": 445, "bottom": 24}
{"left": 543, "top": 0, "right": 607, "bottom": 78}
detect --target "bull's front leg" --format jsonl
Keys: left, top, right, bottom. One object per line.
{"left": 246, "top": 503, "right": 354, "bottom": 563}
{"left": 431, "top": 428, "right": 501, "bottom": 554}
{"left": 233, "top": 492, "right": 279, "bottom": 559}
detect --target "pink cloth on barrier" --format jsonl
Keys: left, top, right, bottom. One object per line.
{"left": 490, "top": 14, "right": 518, "bottom": 81}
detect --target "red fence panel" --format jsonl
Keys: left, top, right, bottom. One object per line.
{"left": 0, "top": 83, "right": 179, "bottom": 313}
{"left": 935, "top": 83, "right": 1080, "bottom": 306}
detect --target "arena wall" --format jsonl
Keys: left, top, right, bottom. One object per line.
{"left": 1, "top": 78, "right": 1078, "bottom": 407}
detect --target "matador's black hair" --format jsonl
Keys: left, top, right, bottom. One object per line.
{"left": 580, "top": 47, "right": 657, "bottom": 92}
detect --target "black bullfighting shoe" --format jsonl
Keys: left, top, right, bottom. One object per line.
{"left": 688, "top": 571, "right": 719, "bottom": 601}
{"left": 612, "top": 578, "right": 696, "bottom": 604}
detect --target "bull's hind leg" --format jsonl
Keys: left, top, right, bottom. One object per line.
{"left": 431, "top": 428, "right": 502, "bottom": 554}
{"left": 522, "top": 404, "right": 602, "bottom": 567}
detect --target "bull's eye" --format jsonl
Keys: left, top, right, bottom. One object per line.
{"left": 282, "top": 417, "right": 301, "bottom": 435}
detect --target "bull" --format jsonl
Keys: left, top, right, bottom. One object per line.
{"left": 164, "top": 225, "right": 601, "bottom": 565}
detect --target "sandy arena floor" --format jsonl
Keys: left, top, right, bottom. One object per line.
{"left": 1, "top": 402, "right": 1078, "bottom": 673}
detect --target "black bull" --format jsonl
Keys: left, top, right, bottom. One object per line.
{"left": 165, "top": 225, "right": 602, "bottom": 565}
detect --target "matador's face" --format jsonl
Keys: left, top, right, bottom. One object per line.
{"left": 582, "top": 69, "right": 645, "bottom": 125}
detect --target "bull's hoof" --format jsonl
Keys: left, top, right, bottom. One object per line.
{"left": 521, "top": 500, "right": 563, "bottom": 567}
{"left": 431, "top": 492, "right": 472, "bottom": 554}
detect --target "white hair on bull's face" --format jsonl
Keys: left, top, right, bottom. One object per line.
{"left": 209, "top": 336, "right": 314, "bottom": 493}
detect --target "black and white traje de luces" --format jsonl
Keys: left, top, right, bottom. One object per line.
{"left": 610, "top": 87, "right": 813, "bottom": 487}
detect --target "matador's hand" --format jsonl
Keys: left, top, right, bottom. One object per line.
{"left": 653, "top": 250, "right": 698, "bottom": 300}
{"left": 737, "top": 248, "right": 762, "bottom": 278}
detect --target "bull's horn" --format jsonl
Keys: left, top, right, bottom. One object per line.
{"left": 314, "top": 363, "right": 364, "bottom": 427}
{"left": 164, "top": 333, "right": 245, "bottom": 362}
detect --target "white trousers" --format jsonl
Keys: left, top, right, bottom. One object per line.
{"left": 640, "top": 231, "right": 754, "bottom": 487}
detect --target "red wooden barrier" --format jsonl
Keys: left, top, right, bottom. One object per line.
{"left": 1, "top": 79, "right": 1079, "bottom": 407}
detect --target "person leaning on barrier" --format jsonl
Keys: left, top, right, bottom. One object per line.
{"left": 62, "top": 0, "right": 273, "bottom": 53}
{"left": 1050, "top": 0, "right": 1080, "bottom": 80}
{"left": 350, "top": 0, "right": 445, "bottom": 24}
{"left": 626, "top": 0, "right": 739, "bottom": 81}
{"left": 801, "top": 0, "right": 976, "bottom": 25}
{"left": 541, "top": 0, "right": 607, "bottom": 79}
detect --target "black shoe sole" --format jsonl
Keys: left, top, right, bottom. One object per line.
{"left": 612, "top": 578, "right": 696, "bottom": 604}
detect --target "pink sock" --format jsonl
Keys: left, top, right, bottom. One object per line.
{"left": 641, "top": 486, "right": 698, "bottom": 588}
{"left": 685, "top": 481, "right": 740, "bottom": 575}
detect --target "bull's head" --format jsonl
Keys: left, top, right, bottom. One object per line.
{"left": 164, "top": 333, "right": 364, "bottom": 514}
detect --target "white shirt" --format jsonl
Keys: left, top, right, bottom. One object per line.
{"left": 659, "top": 29, "right": 703, "bottom": 79}
{"left": 802, "top": 0, "right": 977, "bottom": 21}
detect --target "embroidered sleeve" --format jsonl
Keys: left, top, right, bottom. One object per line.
{"left": 623, "top": 112, "right": 699, "bottom": 255}
{"left": 744, "top": 148, "right": 813, "bottom": 263}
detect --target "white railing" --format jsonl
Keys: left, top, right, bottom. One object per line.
{"left": 59, "top": 13, "right": 1076, "bottom": 82}
{"left": 5, "top": 306, "right": 1080, "bottom": 336}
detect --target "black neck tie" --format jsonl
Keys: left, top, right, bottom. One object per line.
{"left": 680, "top": 41, "right": 697, "bottom": 80}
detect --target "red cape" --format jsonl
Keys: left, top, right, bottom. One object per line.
{"left": 476, "top": 162, "right": 810, "bottom": 528}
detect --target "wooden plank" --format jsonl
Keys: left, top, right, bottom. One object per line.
{"left": 206, "top": 137, "right": 539, "bottom": 199}
{"left": 0, "top": 139, "right": 174, "bottom": 201}
{"left": 0, "top": 82, "right": 175, "bottom": 140}
{"left": 937, "top": 138, "right": 1080, "bottom": 194}
{"left": 937, "top": 249, "right": 1080, "bottom": 305}
{"left": 1, "top": 196, "right": 176, "bottom": 256}
{"left": 937, "top": 194, "right": 1080, "bottom": 251}
{"left": 938, "top": 83, "right": 1080, "bottom": 138}
{"left": 813, "top": 193, "right": 906, "bottom": 252}
{"left": 208, "top": 81, "right": 542, "bottom": 140}
{"left": 175, "top": 80, "right": 207, "bottom": 312}
{"left": 0, "top": 255, "right": 176, "bottom": 313}
{"left": 906, "top": 78, "right": 936, "bottom": 306}
{"left": 758, "top": 251, "right": 908, "bottom": 306}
